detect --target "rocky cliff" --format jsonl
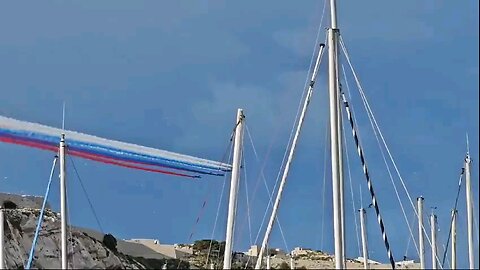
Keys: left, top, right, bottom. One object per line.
{"left": 2, "top": 208, "right": 170, "bottom": 269}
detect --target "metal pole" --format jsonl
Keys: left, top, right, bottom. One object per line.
{"left": 329, "top": 0, "right": 344, "bottom": 267}
{"left": 290, "top": 256, "right": 295, "bottom": 270}
{"left": 417, "top": 197, "right": 425, "bottom": 269}
{"left": 465, "top": 153, "right": 474, "bottom": 269}
{"left": 223, "top": 109, "right": 245, "bottom": 269}
{"left": 451, "top": 209, "right": 457, "bottom": 270}
{"left": 431, "top": 214, "right": 437, "bottom": 270}
{"left": 359, "top": 208, "right": 369, "bottom": 270}
{"left": 254, "top": 44, "right": 325, "bottom": 269}
{"left": 0, "top": 206, "right": 4, "bottom": 270}
{"left": 266, "top": 253, "right": 270, "bottom": 270}
{"left": 60, "top": 133, "right": 68, "bottom": 269}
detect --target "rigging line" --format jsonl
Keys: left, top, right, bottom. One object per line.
{"left": 186, "top": 137, "right": 233, "bottom": 245}
{"left": 441, "top": 169, "right": 464, "bottom": 267}
{"left": 250, "top": 34, "right": 329, "bottom": 252}
{"left": 318, "top": 0, "right": 327, "bottom": 33}
{"left": 65, "top": 171, "right": 75, "bottom": 269}
{"left": 68, "top": 155, "right": 104, "bottom": 234}
{"left": 342, "top": 57, "right": 421, "bottom": 259}
{"left": 434, "top": 217, "right": 450, "bottom": 269}
{"left": 339, "top": 35, "right": 442, "bottom": 261}
{"left": 342, "top": 106, "right": 362, "bottom": 258}
{"left": 259, "top": 28, "right": 328, "bottom": 243}
{"left": 245, "top": 125, "right": 289, "bottom": 250}
{"left": 255, "top": 40, "right": 326, "bottom": 269}
{"left": 25, "top": 155, "right": 58, "bottom": 269}
{"left": 238, "top": 128, "right": 253, "bottom": 246}
{"left": 424, "top": 209, "right": 444, "bottom": 270}
{"left": 178, "top": 119, "right": 239, "bottom": 269}
{"left": 403, "top": 211, "right": 417, "bottom": 258}
{"left": 235, "top": 123, "right": 278, "bottom": 246}
{"left": 340, "top": 77, "right": 362, "bottom": 258}
{"left": 241, "top": 125, "right": 289, "bottom": 269}
{"left": 340, "top": 52, "right": 420, "bottom": 258}
{"left": 242, "top": 144, "right": 253, "bottom": 247}
{"left": 205, "top": 143, "right": 233, "bottom": 268}
{"left": 339, "top": 35, "right": 422, "bottom": 234}
{"left": 340, "top": 90, "right": 396, "bottom": 269}
{"left": 318, "top": 119, "right": 329, "bottom": 251}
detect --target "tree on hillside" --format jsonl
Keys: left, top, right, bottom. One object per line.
{"left": 103, "top": 233, "right": 117, "bottom": 252}
{"left": 193, "top": 239, "right": 225, "bottom": 255}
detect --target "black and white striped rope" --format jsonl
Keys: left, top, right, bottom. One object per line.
{"left": 341, "top": 90, "right": 396, "bottom": 269}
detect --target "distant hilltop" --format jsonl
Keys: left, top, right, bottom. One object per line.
{"left": 0, "top": 192, "right": 51, "bottom": 210}
{"left": 1, "top": 192, "right": 420, "bottom": 269}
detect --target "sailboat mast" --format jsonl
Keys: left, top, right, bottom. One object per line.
{"left": 328, "top": 0, "right": 345, "bottom": 268}
{"left": 451, "top": 209, "right": 457, "bottom": 270}
{"left": 417, "top": 197, "right": 425, "bottom": 269}
{"left": 60, "top": 134, "right": 68, "bottom": 269}
{"left": 254, "top": 43, "right": 325, "bottom": 269}
{"left": 0, "top": 206, "right": 4, "bottom": 270}
{"left": 431, "top": 213, "right": 437, "bottom": 270}
{"left": 465, "top": 152, "right": 474, "bottom": 269}
{"left": 359, "top": 208, "right": 369, "bottom": 270}
{"left": 223, "top": 109, "right": 245, "bottom": 269}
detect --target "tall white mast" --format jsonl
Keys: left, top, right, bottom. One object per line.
{"left": 417, "top": 197, "right": 425, "bottom": 269}
{"left": 359, "top": 208, "right": 369, "bottom": 270}
{"left": 0, "top": 206, "right": 4, "bottom": 270}
{"left": 223, "top": 109, "right": 245, "bottom": 269}
{"left": 60, "top": 133, "right": 68, "bottom": 269}
{"left": 451, "top": 209, "right": 457, "bottom": 270}
{"left": 465, "top": 150, "right": 475, "bottom": 269}
{"left": 254, "top": 44, "right": 325, "bottom": 269}
{"left": 431, "top": 213, "right": 437, "bottom": 270}
{"left": 266, "top": 252, "right": 270, "bottom": 270}
{"left": 328, "top": 0, "right": 345, "bottom": 268}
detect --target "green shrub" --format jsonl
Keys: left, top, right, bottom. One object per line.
{"left": 103, "top": 233, "right": 117, "bottom": 252}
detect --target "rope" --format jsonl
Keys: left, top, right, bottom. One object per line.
{"left": 340, "top": 91, "right": 396, "bottom": 269}
{"left": 340, "top": 61, "right": 420, "bottom": 257}
{"left": 250, "top": 8, "right": 327, "bottom": 256}
{"left": 242, "top": 147, "right": 253, "bottom": 247}
{"left": 318, "top": 121, "right": 329, "bottom": 251}
{"left": 201, "top": 124, "right": 240, "bottom": 269}
{"left": 245, "top": 125, "right": 289, "bottom": 252}
{"left": 205, "top": 144, "right": 233, "bottom": 268}
{"left": 25, "top": 155, "right": 58, "bottom": 269}
{"left": 403, "top": 212, "right": 417, "bottom": 259}
{"left": 242, "top": 125, "right": 289, "bottom": 269}
{"left": 339, "top": 35, "right": 440, "bottom": 259}
{"left": 441, "top": 169, "right": 464, "bottom": 267}
{"left": 340, "top": 68, "right": 362, "bottom": 258}
{"left": 69, "top": 155, "right": 104, "bottom": 234}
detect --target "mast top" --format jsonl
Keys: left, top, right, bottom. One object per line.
{"left": 466, "top": 132, "right": 470, "bottom": 157}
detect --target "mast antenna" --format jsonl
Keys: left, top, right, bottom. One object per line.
{"left": 62, "top": 101, "right": 66, "bottom": 131}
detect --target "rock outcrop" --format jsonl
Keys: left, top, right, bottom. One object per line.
{"left": 3, "top": 208, "right": 152, "bottom": 269}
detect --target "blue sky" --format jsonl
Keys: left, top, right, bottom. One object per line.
{"left": 0, "top": 1, "right": 478, "bottom": 268}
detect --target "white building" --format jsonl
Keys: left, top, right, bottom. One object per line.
{"left": 245, "top": 245, "right": 259, "bottom": 257}
{"left": 126, "top": 239, "right": 193, "bottom": 259}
